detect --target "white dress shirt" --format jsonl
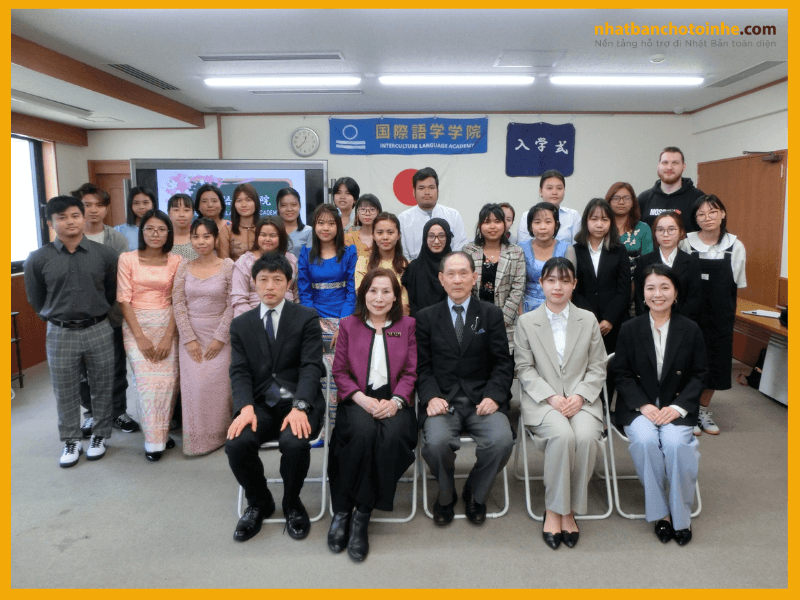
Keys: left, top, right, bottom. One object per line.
{"left": 398, "top": 204, "right": 468, "bottom": 261}
{"left": 588, "top": 241, "right": 603, "bottom": 275}
{"left": 544, "top": 303, "right": 570, "bottom": 366}
{"left": 649, "top": 314, "right": 688, "bottom": 418}
{"left": 660, "top": 246, "right": 678, "bottom": 267}
{"left": 517, "top": 205, "right": 582, "bottom": 246}
{"left": 446, "top": 296, "right": 472, "bottom": 330}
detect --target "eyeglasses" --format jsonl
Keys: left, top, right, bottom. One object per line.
{"left": 143, "top": 227, "right": 169, "bottom": 236}
{"left": 609, "top": 195, "right": 633, "bottom": 203}
{"left": 655, "top": 227, "right": 679, "bottom": 235}
{"left": 427, "top": 233, "right": 447, "bottom": 242}
{"left": 695, "top": 210, "right": 721, "bottom": 221}
{"left": 358, "top": 207, "right": 378, "bottom": 215}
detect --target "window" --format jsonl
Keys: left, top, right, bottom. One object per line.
{"left": 11, "top": 135, "right": 48, "bottom": 271}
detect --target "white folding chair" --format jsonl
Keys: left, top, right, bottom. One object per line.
{"left": 604, "top": 352, "right": 702, "bottom": 520}
{"left": 512, "top": 386, "right": 614, "bottom": 521}
{"left": 421, "top": 428, "right": 510, "bottom": 520}
{"left": 236, "top": 361, "right": 333, "bottom": 522}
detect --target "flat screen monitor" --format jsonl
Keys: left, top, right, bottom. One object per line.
{"left": 129, "top": 159, "right": 328, "bottom": 223}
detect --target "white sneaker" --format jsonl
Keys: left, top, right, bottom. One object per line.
{"left": 693, "top": 423, "right": 702, "bottom": 436}
{"left": 86, "top": 435, "right": 107, "bottom": 461}
{"left": 60, "top": 440, "right": 82, "bottom": 468}
{"left": 697, "top": 407, "right": 720, "bottom": 435}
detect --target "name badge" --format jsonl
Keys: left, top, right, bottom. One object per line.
{"left": 386, "top": 332, "right": 401, "bottom": 337}
{"left": 701, "top": 273, "right": 710, "bottom": 281}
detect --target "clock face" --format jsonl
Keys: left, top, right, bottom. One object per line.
{"left": 290, "top": 127, "right": 320, "bottom": 156}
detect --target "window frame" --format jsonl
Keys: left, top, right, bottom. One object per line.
{"left": 11, "top": 134, "right": 50, "bottom": 273}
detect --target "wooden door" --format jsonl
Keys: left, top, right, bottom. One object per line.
{"left": 697, "top": 151, "right": 787, "bottom": 308}
{"left": 88, "top": 160, "right": 131, "bottom": 227}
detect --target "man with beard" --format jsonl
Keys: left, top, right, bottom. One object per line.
{"left": 638, "top": 147, "right": 705, "bottom": 234}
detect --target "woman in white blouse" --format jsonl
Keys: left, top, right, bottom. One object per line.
{"left": 328, "top": 268, "right": 418, "bottom": 562}
{"left": 680, "top": 195, "right": 747, "bottom": 436}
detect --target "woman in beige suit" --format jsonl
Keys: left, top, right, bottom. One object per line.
{"left": 514, "top": 256, "right": 608, "bottom": 550}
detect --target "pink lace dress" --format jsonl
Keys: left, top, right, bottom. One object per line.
{"left": 172, "top": 258, "right": 234, "bottom": 455}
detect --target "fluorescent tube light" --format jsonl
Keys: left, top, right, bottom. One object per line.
{"left": 205, "top": 76, "right": 361, "bottom": 87}
{"left": 379, "top": 75, "right": 534, "bottom": 86}
{"left": 11, "top": 90, "right": 94, "bottom": 118}
{"left": 550, "top": 75, "right": 703, "bottom": 86}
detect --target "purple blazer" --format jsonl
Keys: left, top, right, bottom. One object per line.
{"left": 333, "top": 315, "right": 417, "bottom": 406}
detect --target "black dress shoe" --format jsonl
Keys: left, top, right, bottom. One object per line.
{"left": 285, "top": 501, "right": 311, "bottom": 540}
{"left": 327, "top": 511, "right": 352, "bottom": 553}
{"left": 166, "top": 437, "right": 176, "bottom": 450}
{"left": 433, "top": 491, "right": 458, "bottom": 526}
{"left": 146, "top": 438, "right": 177, "bottom": 461}
{"left": 462, "top": 484, "right": 487, "bottom": 525}
{"left": 562, "top": 530, "right": 580, "bottom": 548}
{"left": 674, "top": 526, "right": 693, "bottom": 546}
{"left": 655, "top": 519, "right": 675, "bottom": 543}
{"left": 542, "top": 521, "right": 562, "bottom": 550}
{"left": 347, "top": 509, "right": 371, "bottom": 562}
{"left": 233, "top": 500, "right": 275, "bottom": 542}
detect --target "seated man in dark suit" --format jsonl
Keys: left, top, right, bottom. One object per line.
{"left": 416, "top": 251, "right": 515, "bottom": 525}
{"left": 226, "top": 254, "right": 325, "bottom": 542}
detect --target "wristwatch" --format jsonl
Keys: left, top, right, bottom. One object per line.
{"left": 393, "top": 397, "right": 404, "bottom": 411}
{"left": 293, "top": 400, "right": 310, "bottom": 413}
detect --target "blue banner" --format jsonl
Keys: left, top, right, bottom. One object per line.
{"left": 330, "top": 117, "right": 488, "bottom": 155}
{"left": 506, "top": 122, "right": 575, "bottom": 177}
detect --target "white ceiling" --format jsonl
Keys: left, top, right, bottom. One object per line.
{"left": 10, "top": 9, "right": 788, "bottom": 129}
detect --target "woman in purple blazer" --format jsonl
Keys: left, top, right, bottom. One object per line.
{"left": 328, "top": 267, "right": 418, "bottom": 562}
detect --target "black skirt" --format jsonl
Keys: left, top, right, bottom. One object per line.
{"left": 328, "top": 384, "right": 418, "bottom": 512}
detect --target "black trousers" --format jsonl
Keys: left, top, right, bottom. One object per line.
{"left": 225, "top": 401, "right": 322, "bottom": 510}
{"left": 328, "top": 398, "right": 417, "bottom": 513}
{"left": 80, "top": 325, "right": 128, "bottom": 419}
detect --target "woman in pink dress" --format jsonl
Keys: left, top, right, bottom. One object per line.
{"left": 172, "top": 217, "right": 235, "bottom": 456}
{"left": 231, "top": 216, "right": 298, "bottom": 318}
{"left": 117, "top": 209, "right": 182, "bottom": 461}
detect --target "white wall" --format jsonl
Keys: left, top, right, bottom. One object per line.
{"left": 61, "top": 84, "right": 787, "bottom": 274}
{"left": 691, "top": 81, "right": 788, "bottom": 276}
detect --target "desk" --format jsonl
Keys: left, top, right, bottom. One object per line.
{"left": 734, "top": 299, "right": 788, "bottom": 405}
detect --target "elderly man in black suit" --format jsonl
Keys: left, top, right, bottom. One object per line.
{"left": 225, "top": 253, "right": 324, "bottom": 542}
{"left": 416, "top": 251, "right": 515, "bottom": 526}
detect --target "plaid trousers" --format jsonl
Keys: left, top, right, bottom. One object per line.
{"left": 46, "top": 319, "right": 114, "bottom": 441}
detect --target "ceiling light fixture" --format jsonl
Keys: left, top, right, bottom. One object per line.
{"left": 550, "top": 75, "right": 703, "bottom": 86}
{"left": 379, "top": 75, "right": 534, "bottom": 86}
{"left": 204, "top": 76, "right": 361, "bottom": 87}
{"left": 11, "top": 89, "right": 94, "bottom": 118}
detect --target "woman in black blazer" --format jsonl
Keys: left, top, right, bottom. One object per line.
{"left": 572, "top": 198, "right": 631, "bottom": 355}
{"left": 634, "top": 211, "right": 701, "bottom": 321}
{"left": 613, "top": 264, "right": 708, "bottom": 546}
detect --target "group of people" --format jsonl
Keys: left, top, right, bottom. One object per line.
{"left": 24, "top": 146, "right": 746, "bottom": 559}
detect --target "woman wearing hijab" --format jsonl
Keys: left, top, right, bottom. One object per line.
{"left": 400, "top": 218, "right": 452, "bottom": 317}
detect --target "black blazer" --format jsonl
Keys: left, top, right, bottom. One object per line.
{"left": 612, "top": 313, "right": 708, "bottom": 429}
{"left": 572, "top": 243, "right": 631, "bottom": 351}
{"left": 415, "top": 298, "right": 513, "bottom": 427}
{"left": 634, "top": 249, "right": 701, "bottom": 322}
{"left": 229, "top": 302, "right": 324, "bottom": 418}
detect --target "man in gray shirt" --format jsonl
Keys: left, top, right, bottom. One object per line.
{"left": 72, "top": 183, "right": 140, "bottom": 436}
{"left": 24, "top": 196, "right": 119, "bottom": 467}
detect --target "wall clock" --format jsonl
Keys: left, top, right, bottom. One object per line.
{"left": 290, "top": 126, "right": 320, "bottom": 157}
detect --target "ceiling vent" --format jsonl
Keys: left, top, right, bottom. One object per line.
{"left": 205, "top": 106, "right": 240, "bottom": 112}
{"left": 199, "top": 52, "right": 344, "bottom": 62}
{"left": 494, "top": 50, "right": 565, "bottom": 68}
{"left": 106, "top": 64, "right": 180, "bottom": 90}
{"left": 706, "top": 61, "right": 785, "bottom": 88}
{"left": 251, "top": 89, "right": 362, "bottom": 95}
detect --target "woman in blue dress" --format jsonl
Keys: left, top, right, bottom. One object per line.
{"left": 298, "top": 203, "right": 358, "bottom": 348}
{"left": 521, "top": 202, "right": 576, "bottom": 313}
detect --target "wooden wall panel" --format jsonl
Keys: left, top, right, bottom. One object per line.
{"left": 778, "top": 278, "right": 788, "bottom": 308}
{"left": 11, "top": 112, "right": 87, "bottom": 146}
{"left": 11, "top": 275, "right": 48, "bottom": 372}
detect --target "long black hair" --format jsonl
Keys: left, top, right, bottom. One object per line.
{"left": 231, "top": 183, "right": 261, "bottom": 235}
{"left": 126, "top": 186, "right": 156, "bottom": 226}
{"left": 138, "top": 209, "right": 174, "bottom": 253}
{"left": 691, "top": 194, "right": 729, "bottom": 245}
{"left": 574, "top": 198, "right": 621, "bottom": 250}
{"left": 309, "top": 203, "right": 346, "bottom": 264}
{"left": 473, "top": 203, "right": 509, "bottom": 247}
{"left": 276, "top": 187, "right": 305, "bottom": 231}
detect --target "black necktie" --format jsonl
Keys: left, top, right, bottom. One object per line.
{"left": 453, "top": 305, "right": 464, "bottom": 345}
{"left": 265, "top": 309, "right": 276, "bottom": 345}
